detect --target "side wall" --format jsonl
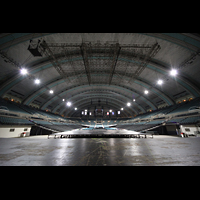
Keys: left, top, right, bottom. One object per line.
{"left": 0, "top": 125, "right": 32, "bottom": 138}
{"left": 180, "top": 124, "right": 200, "bottom": 135}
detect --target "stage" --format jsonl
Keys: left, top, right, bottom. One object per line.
{"left": 48, "top": 129, "right": 154, "bottom": 139}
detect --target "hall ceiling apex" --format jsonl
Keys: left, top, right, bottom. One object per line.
{"left": 0, "top": 33, "right": 200, "bottom": 117}
{"left": 28, "top": 39, "right": 161, "bottom": 85}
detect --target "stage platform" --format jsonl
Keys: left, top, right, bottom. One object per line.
{"left": 48, "top": 129, "right": 154, "bottom": 139}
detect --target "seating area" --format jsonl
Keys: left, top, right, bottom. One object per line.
{"left": 41, "top": 124, "right": 82, "bottom": 132}
{"left": 166, "top": 98, "right": 198, "bottom": 115}
{"left": 0, "top": 98, "right": 30, "bottom": 115}
{"left": 0, "top": 116, "right": 33, "bottom": 125}
{"left": 117, "top": 124, "right": 158, "bottom": 132}
{"left": 181, "top": 116, "right": 200, "bottom": 124}
{"left": 0, "top": 97, "right": 200, "bottom": 134}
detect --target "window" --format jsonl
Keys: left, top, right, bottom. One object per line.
{"left": 10, "top": 129, "right": 15, "bottom": 132}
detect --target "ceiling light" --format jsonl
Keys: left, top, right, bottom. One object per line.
{"left": 170, "top": 69, "right": 177, "bottom": 76}
{"left": 75, "top": 107, "right": 77, "bottom": 110}
{"left": 109, "top": 109, "right": 112, "bottom": 112}
{"left": 49, "top": 90, "right": 54, "bottom": 94}
{"left": 20, "top": 68, "right": 28, "bottom": 75}
{"left": 67, "top": 102, "right": 72, "bottom": 106}
{"left": 133, "top": 99, "right": 136, "bottom": 101}
{"left": 121, "top": 108, "right": 124, "bottom": 110}
{"left": 157, "top": 79, "right": 163, "bottom": 85}
{"left": 62, "top": 99, "right": 65, "bottom": 101}
{"left": 34, "top": 79, "right": 40, "bottom": 84}
{"left": 127, "top": 102, "right": 131, "bottom": 106}
{"left": 144, "top": 90, "right": 149, "bottom": 94}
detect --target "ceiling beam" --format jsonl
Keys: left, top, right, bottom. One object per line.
{"left": 42, "top": 89, "right": 146, "bottom": 113}
{"left": 40, "top": 40, "right": 71, "bottom": 84}
{"left": 80, "top": 42, "right": 91, "bottom": 85}
{"left": 69, "top": 102, "right": 129, "bottom": 118}
{"left": 128, "top": 43, "right": 161, "bottom": 83}
{"left": 108, "top": 43, "right": 121, "bottom": 84}
{"left": 61, "top": 95, "right": 136, "bottom": 116}
{"left": 59, "top": 93, "right": 138, "bottom": 116}
{"left": 1, "top": 50, "right": 199, "bottom": 108}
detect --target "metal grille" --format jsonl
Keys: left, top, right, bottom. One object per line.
{"left": 38, "top": 40, "right": 160, "bottom": 86}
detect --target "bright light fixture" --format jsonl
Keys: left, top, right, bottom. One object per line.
{"left": 67, "top": 102, "right": 72, "bottom": 106}
{"left": 133, "top": 99, "right": 136, "bottom": 101}
{"left": 49, "top": 90, "right": 54, "bottom": 94}
{"left": 127, "top": 102, "right": 131, "bottom": 106}
{"left": 20, "top": 68, "right": 28, "bottom": 75}
{"left": 157, "top": 79, "right": 163, "bottom": 85}
{"left": 34, "top": 79, "right": 40, "bottom": 84}
{"left": 74, "top": 107, "right": 77, "bottom": 110}
{"left": 109, "top": 109, "right": 112, "bottom": 112}
{"left": 121, "top": 108, "right": 124, "bottom": 110}
{"left": 170, "top": 69, "right": 177, "bottom": 76}
{"left": 62, "top": 99, "right": 65, "bottom": 101}
{"left": 144, "top": 90, "right": 149, "bottom": 94}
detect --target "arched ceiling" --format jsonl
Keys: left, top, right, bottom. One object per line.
{"left": 0, "top": 33, "right": 200, "bottom": 118}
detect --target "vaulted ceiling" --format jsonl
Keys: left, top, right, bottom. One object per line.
{"left": 0, "top": 33, "right": 200, "bottom": 118}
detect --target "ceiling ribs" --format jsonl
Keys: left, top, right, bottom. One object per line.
{"left": 40, "top": 40, "right": 71, "bottom": 84}
{"left": 108, "top": 43, "right": 121, "bottom": 85}
{"left": 128, "top": 43, "right": 161, "bottom": 83}
{"left": 80, "top": 42, "right": 92, "bottom": 85}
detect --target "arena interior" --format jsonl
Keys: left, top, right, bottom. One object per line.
{"left": 1, "top": 33, "right": 200, "bottom": 166}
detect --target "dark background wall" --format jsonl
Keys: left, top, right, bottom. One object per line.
{"left": 30, "top": 126, "right": 52, "bottom": 136}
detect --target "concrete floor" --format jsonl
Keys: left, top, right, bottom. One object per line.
{"left": 0, "top": 135, "right": 200, "bottom": 166}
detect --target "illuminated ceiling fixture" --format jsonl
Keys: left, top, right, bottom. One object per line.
{"left": 74, "top": 107, "right": 77, "bottom": 110}
{"left": 133, "top": 99, "right": 136, "bottom": 101}
{"left": 34, "top": 79, "right": 40, "bottom": 84}
{"left": 20, "top": 68, "right": 28, "bottom": 75}
{"left": 109, "top": 109, "right": 112, "bottom": 112}
{"left": 127, "top": 102, "right": 131, "bottom": 106}
{"left": 157, "top": 79, "right": 163, "bottom": 85}
{"left": 170, "top": 69, "right": 177, "bottom": 76}
{"left": 144, "top": 90, "right": 149, "bottom": 94}
{"left": 62, "top": 99, "right": 65, "bottom": 101}
{"left": 121, "top": 108, "right": 124, "bottom": 110}
{"left": 67, "top": 102, "right": 72, "bottom": 107}
{"left": 49, "top": 90, "right": 54, "bottom": 94}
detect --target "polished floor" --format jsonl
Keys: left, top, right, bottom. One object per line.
{"left": 0, "top": 135, "right": 200, "bottom": 166}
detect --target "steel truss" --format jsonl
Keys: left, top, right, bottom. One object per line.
{"left": 37, "top": 41, "right": 160, "bottom": 86}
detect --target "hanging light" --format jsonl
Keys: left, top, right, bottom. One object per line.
{"left": 34, "top": 79, "right": 40, "bottom": 84}
{"left": 170, "top": 69, "right": 177, "bottom": 76}
{"left": 20, "top": 68, "right": 28, "bottom": 75}
{"left": 67, "top": 102, "right": 72, "bottom": 106}
{"left": 157, "top": 79, "right": 163, "bottom": 85}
